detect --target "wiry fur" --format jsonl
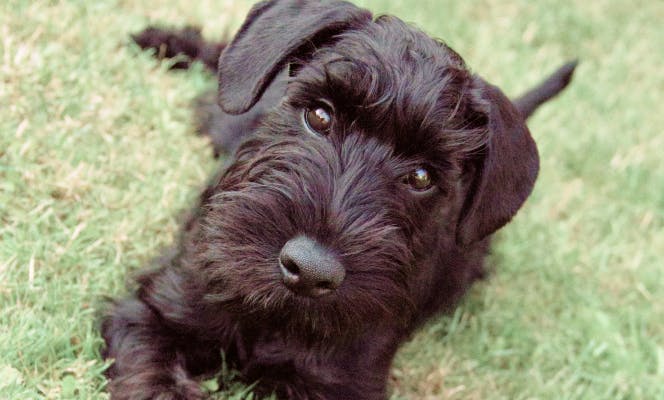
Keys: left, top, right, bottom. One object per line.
{"left": 103, "top": 1, "right": 576, "bottom": 399}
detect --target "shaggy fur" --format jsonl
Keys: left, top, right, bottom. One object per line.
{"left": 102, "top": 1, "right": 576, "bottom": 399}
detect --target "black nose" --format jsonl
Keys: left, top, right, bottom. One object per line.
{"left": 279, "top": 236, "right": 345, "bottom": 298}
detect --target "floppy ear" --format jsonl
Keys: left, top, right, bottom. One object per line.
{"left": 456, "top": 77, "right": 540, "bottom": 246}
{"left": 218, "top": 0, "right": 372, "bottom": 114}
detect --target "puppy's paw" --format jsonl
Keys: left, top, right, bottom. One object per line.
{"left": 153, "top": 385, "right": 206, "bottom": 400}
{"left": 110, "top": 384, "right": 205, "bottom": 400}
{"left": 131, "top": 26, "right": 205, "bottom": 69}
{"left": 108, "top": 369, "right": 206, "bottom": 400}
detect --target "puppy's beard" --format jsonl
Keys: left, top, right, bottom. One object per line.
{"left": 203, "top": 273, "right": 409, "bottom": 341}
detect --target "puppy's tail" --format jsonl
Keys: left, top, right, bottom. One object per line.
{"left": 513, "top": 60, "right": 578, "bottom": 119}
{"left": 131, "top": 26, "right": 226, "bottom": 72}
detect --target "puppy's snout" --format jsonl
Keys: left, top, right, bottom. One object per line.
{"left": 279, "top": 236, "right": 345, "bottom": 298}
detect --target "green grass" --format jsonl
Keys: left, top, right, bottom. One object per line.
{"left": 1, "top": 0, "right": 662, "bottom": 398}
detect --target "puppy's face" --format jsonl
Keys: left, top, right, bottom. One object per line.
{"left": 193, "top": 1, "right": 538, "bottom": 339}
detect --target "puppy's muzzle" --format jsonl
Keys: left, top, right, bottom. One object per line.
{"left": 279, "top": 236, "right": 345, "bottom": 298}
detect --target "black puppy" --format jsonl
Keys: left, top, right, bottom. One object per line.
{"left": 103, "top": 1, "right": 576, "bottom": 399}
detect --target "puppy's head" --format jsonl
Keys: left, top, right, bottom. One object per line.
{"left": 195, "top": 0, "right": 538, "bottom": 339}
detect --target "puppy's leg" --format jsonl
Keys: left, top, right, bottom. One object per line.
{"left": 102, "top": 267, "right": 230, "bottom": 400}
{"left": 242, "top": 328, "right": 403, "bottom": 400}
{"left": 192, "top": 70, "right": 288, "bottom": 157}
{"left": 131, "top": 26, "right": 226, "bottom": 72}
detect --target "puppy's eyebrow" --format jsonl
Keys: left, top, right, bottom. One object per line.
{"left": 289, "top": 57, "right": 394, "bottom": 121}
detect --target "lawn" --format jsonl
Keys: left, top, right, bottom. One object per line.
{"left": 1, "top": 0, "right": 662, "bottom": 399}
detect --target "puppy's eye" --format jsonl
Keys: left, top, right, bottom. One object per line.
{"left": 304, "top": 106, "right": 332, "bottom": 135}
{"left": 404, "top": 167, "right": 434, "bottom": 192}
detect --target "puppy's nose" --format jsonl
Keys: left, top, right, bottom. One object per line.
{"left": 279, "top": 236, "right": 345, "bottom": 298}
